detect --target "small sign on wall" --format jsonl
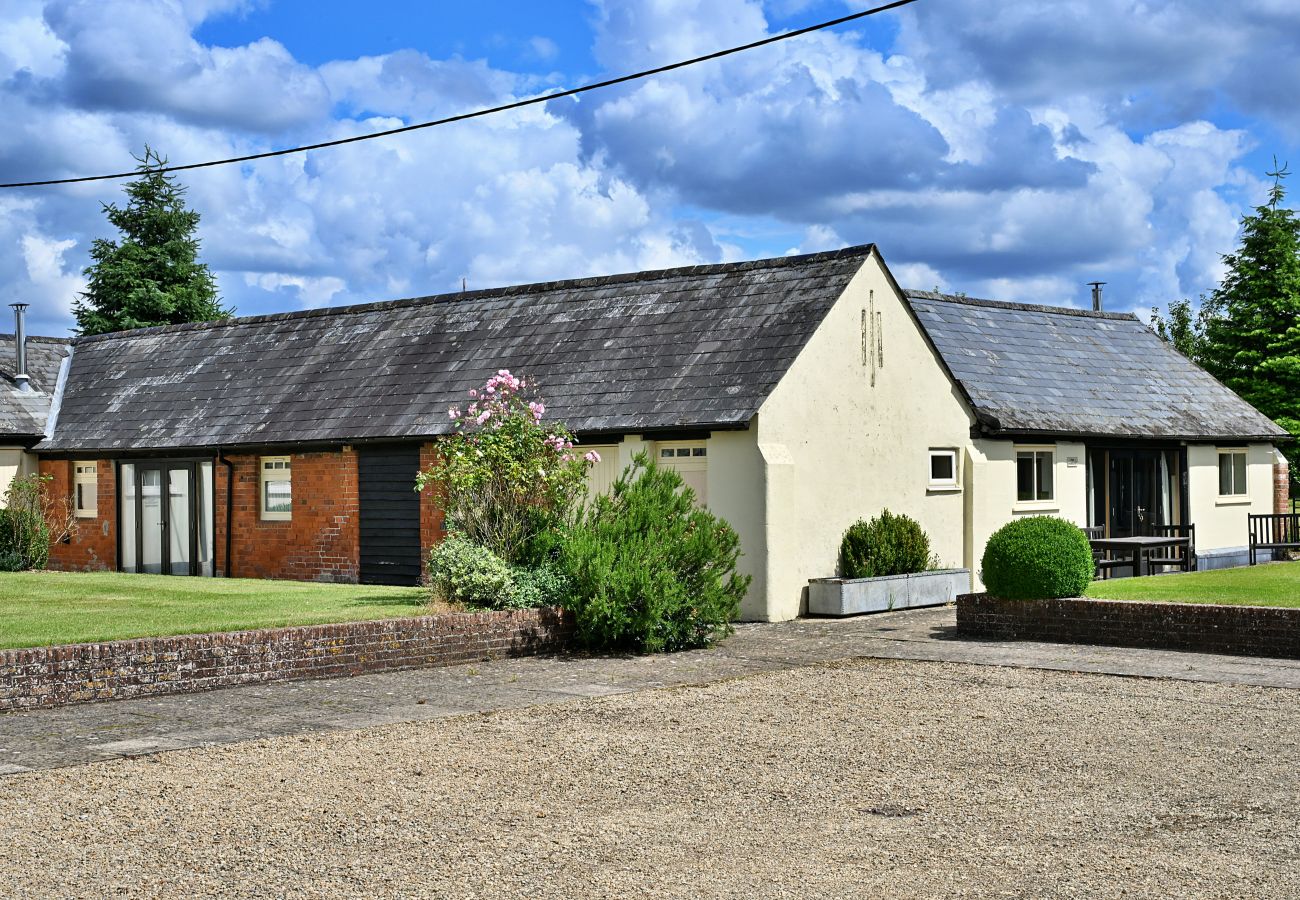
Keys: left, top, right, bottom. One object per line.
{"left": 1065, "top": 456, "right": 1080, "bottom": 467}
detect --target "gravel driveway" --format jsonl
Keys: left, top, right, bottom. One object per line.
{"left": 3, "top": 657, "right": 1298, "bottom": 899}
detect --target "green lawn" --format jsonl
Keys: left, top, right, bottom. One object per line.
{"left": 0, "top": 571, "right": 430, "bottom": 649}
{"left": 1086, "top": 560, "right": 1300, "bottom": 607}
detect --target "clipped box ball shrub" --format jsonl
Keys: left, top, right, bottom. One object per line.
{"left": 839, "top": 509, "right": 934, "bottom": 579}
{"left": 980, "top": 516, "right": 1094, "bottom": 600}
{"left": 561, "top": 453, "right": 750, "bottom": 653}
{"left": 427, "top": 534, "right": 515, "bottom": 609}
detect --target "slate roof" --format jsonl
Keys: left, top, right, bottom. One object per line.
{"left": 905, "top": 291, "right": 1288, "bottom": 441}
{"left": 38, "top": 246, "right": 875, "bottom": 453}
{"left": 0, "top": 336, "right": 72, "bottom": 442}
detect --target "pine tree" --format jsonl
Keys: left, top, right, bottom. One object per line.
{"left": 74, "top": 148, "right": 231, "bottom": 336}
{"left": 1200, "top": 160, "right": 1300, "bottom": 464}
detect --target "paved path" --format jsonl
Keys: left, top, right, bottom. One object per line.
{"left": 3, "top": 605, "right": 1299, "bottom": 775}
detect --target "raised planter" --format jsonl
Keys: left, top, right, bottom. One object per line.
{"left": 956, "top": 593, "right": 1300, "bottom": 659}
{"left": 808, "top": 569, "right": 971, "bottom": 617}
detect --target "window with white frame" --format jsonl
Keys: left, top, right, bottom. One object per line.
{"left": 260, "top": 456, "right": 292, "bottom": 520}
{"left": 656, "top": 441, "right": 708, "bottom": 505}
{"left": 73, "top": 462, "right": 97, "bottom": 518}
{"left": 1218, "top": 448, "right": 1248, "bottom": 497}
{"left": 928, "top": 449, "right": 959, "bottom": 490}
{"left": 1016, "top": 447, "right": 1055, "bottom": 503}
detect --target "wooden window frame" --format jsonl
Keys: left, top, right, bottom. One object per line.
{"left": 1015, "top": 445, "right": 1056, "bottom": 506}
{"left": 260, "top": 456, "right": 293, "bottom": 521}
{"left": 73, "top": 461, "right": 97, "bottom": 518}
{"left": 928, "top": 448, "right": 960, "bottom": 492}
{"left": 1217, "top": 448, "right": 1249, "bottom": 499}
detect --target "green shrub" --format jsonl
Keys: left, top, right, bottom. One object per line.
{"left": 980, "top": 516, "right": 1094, "bottom": 600}
{"left": 560, "top": 454, "right": 750, "bottom": 653}
{"left": 508, "top": 563, "right": 572, "bottom": 609}
{"left": 0, "top": 508, "right": 49, "bottom": 571}
{"left": 839, "top": 509, "right": 934, "bottom": 578}
{"left": 427, "top": 534, "right": 515, "bottom": 608}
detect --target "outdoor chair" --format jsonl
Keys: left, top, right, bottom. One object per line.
{"left": 1147, "top": 524, "right": 1196, "bottom": 573}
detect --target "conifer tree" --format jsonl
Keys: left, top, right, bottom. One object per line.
{"left": 74, "top": 147, "right": 231, "bottom": 335}
{"left": 1200, "top": 161, "right": 1300, "bottom": 465}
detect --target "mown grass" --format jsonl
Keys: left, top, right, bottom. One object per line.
{"left": 1085, "top": 560, "right": 1300, "bottom": 607}
{"left": 0, "top": 571, "right": 430, "bottom": 649}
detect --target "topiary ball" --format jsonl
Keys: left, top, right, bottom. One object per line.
{"left": 980, "top": 516, "right": 1094, "bottom": 600}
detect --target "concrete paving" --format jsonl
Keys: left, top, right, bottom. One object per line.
{"left": 3, "top": 604, "right": 1299, "bottom": 775}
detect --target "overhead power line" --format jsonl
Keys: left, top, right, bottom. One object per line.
{"left": 0, "top": 0, "right": 921, "bottom": 190}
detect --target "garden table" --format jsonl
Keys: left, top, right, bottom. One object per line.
{"left": 1089, "top": 535, "right": 1190, "bottom": 578}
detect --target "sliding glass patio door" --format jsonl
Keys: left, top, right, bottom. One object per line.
{"left": 119, "top": 460, "right": 214, "bottom": 576}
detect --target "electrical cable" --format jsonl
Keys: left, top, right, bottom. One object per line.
{"left": 0, "top": 0, "right": 922, "bottom": 189}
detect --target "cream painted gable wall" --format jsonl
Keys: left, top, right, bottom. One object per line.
{"left": 0, "top": 448, "right": 34, "bottom": 507}
{"left": 1188, "top": 442, "right": 1276, "bottom": 550}
{"left": 751, "top": 252, "right": 975, "bottom": 621}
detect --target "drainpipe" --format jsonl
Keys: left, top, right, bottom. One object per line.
{"left": 218, "top": 449, "right": 234, "bottom": 578}
{"left": 9, "top": 302, "right": 30, "bottom": 391}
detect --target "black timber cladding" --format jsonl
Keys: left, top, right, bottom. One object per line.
{"left": 358, "top": 444, "right": 422, "bottom": 586}
{"left": 36, "top": 247, "right": 874, "bottom": 453}
{"left": 905, "top": 291, "right": 1288, "bottom": 442}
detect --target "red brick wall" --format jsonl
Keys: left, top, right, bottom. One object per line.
{"left": 418, "top": 442, "right": 448, "bottom": 579}
{"left": 39, "top": 443, "right": 450, "bottom": 584}
{"left": 43, "top": 458, "right": 116, "bottom": 572}
{"left": 1276, "top": 457, "right": 1292, "bottom": 515}
{"left": 216, "top": 450, "right": 360, "bottom": 582}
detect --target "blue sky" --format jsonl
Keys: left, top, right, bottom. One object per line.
{"left": 1, "top": 0, "right": 1299, "bottom": 336}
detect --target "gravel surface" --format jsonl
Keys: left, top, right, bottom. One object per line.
{"left": 2, "top": 658, "right": 1298, "bottom": 899}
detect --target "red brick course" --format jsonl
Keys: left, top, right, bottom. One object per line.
{"left": 39, "top": 445, "right": 450, "bottom": 583}
{"left": 217, "top": 450, "right": 360, "bottom": 582}
{"left": 0, "top": 606, "right": 573, "bottom": 712}
{"left": 1276, "top": 457, "right": 1292, "bottom": 515}
{"left": 43, "top": 458, "right": 116, "bottom": 572}
{"left": 957, "top": 593, "right": 1300, "bottom": 659}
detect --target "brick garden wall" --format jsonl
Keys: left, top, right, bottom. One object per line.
{"left": 0, "top": 606, "right": 574, "bottom": 712}
{"left": 957, "top": 593, "right": 1300, "bottom": 659}
{"left": 1276, "top": 457, "right": 1292, "bottom": 515}
{"left": 43, "top": 458, "right": 116, "bottom": 572}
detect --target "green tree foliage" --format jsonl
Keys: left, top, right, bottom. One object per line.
{"left": 1149, "top": 296, "right": 1215, "bottom": 362}
{"left": 0, "top": 474, "right": 74, "bottom": 572}
{"left": 561, "top": 454, "right": 749, "bottom": 653}
{"left": 1200, "top": 161, "right": 1300, "bottom": 461}
{"left": 74, "top": 147, "right": 231, "bottom": 336}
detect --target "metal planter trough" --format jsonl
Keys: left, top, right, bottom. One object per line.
{"left": 807, "top": 569, "right": 971, "bottom": 617}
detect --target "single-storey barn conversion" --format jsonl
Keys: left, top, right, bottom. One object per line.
{"left": 0, "top": 245, "right": 1290, "bottom": 621}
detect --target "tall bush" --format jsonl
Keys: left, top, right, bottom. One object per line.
{"left": 839, "top": 510, "right": 934, "bottom": 578}
{"left": 416, "top": 371, "right": 598, "bottom": 565}
{"left": 0, "top": 473, "right": 74, "bottom": 572}
{"left": 561, "top": 454, "right": 750, "bottom": 653}
{"left": 980, "top": 516, "right": 1094, "bottom": 600}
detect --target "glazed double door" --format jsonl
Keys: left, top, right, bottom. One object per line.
{"left": 120, "top": 461, "right": 214, "bottom": 576}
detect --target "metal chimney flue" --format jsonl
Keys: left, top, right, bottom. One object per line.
{"left": 1087, "top": 281, "right": 1106, "bottom": 312}
{"left": 9, "top": 302, "right": 30, "bottom": 392}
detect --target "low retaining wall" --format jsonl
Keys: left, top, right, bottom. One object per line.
{"left": 957, "top": 593, "right": 1300, "bottom": 659}
{"left": 0, "top": 607, "right": 574, "bottom": 712}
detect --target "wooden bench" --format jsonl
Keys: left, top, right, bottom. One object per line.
{"left": 1147, "top": 524, "right": 1196, "bottom": 573}
{"left": 1249, "top": 514, "right": 1300, "bottom": 565}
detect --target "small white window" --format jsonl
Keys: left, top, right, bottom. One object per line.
{"left": 1016, "top": 447, "right": 1055, "bottom": 503}
{"left": 73, "top": 462, "right": 97, "bottom": 518}
{"left": 260, "top": 456, "right": 292, "bottom": 520}
{"left": 656, "top": 441, "right": 708, "bottom": 505}
{"left": 1218, "top": 449, "right": 1248, "bottom": 497}
{"left": 928, "top": 449, "right": 959, "bottom": 491}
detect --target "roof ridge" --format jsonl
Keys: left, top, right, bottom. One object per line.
{"left": 904, "top": 289, "right": 1137, "bottom": 322}
{"left": 0, "top": 334, "right": 73, "bottom": 344}
{"left": 76, "top": 244, "right": 877, "bottom": 346}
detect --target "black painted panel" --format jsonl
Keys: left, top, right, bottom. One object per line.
{"left": 358, "top": 444, "right": 422, "bottom": 586}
